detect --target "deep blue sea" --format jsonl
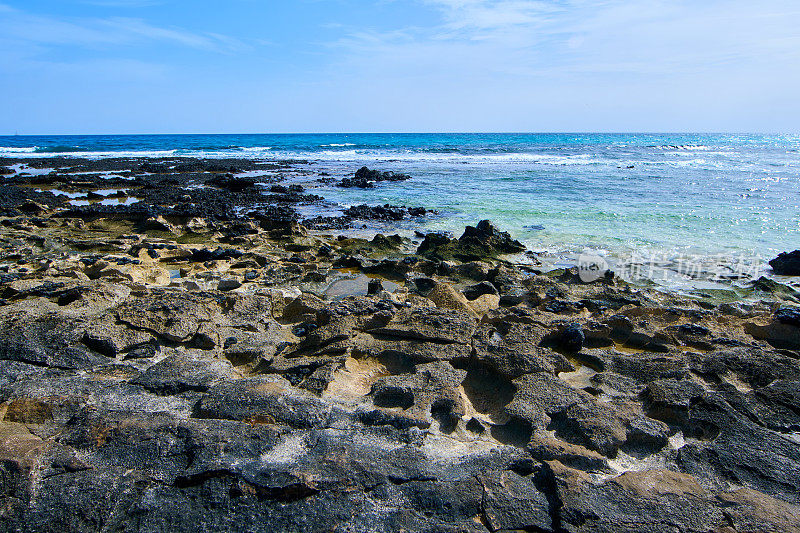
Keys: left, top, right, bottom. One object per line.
{"left": 2, "top": 133, "right": 798, "bottom": 281}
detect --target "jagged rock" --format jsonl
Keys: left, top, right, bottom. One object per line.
{"left": 337, "top": 166, "right": 412, "bottom": 188}
{"left": 555, "top": 464, "right": 800, "bottom": 533}
{"left": 196, "top": 376, "right": 343, "bottom": 428}
{"left": 769, "top": 250, "right": 800, "bottom": 275}
{"left": 479, "top": 470, "right": 553, "bottom": 531}
{"left": 425, "top": 282, "right": 480, "bottom": 318}
{"left": 283, "top": 293, "right": 327, "bottom": 321}
{"left": 371, "top": 361, "right": 467, "bottom": 431}
{"left": 117, "top": 292, "right": 215, "bottom": 342}
{"left": 371, "top": 306, "right": 477, "bottom": 345}
{"left": 472, "top": 323, "right": 573, "bottom": 379}
{"left": 131, "top": 353, "right": 234, "bottom": 394}
{"left": 417, "top": 220, "right": 525, "bottom": 261}
{"left": 507, "top": 373, "right": 628, "bottom": 456}
{"left": 3, "top": 155, "right": 800, "bottom": 532}
{"left": 462, "top": 281, "right": 498, "bottom": 300}
{"left": 217, "top": 278, "right": 241, "bottom": 291}
{"left": 775, "top": 306, "right": 800, "bottom": 326}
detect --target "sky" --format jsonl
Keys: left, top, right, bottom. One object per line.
{"left": 1, "top": 0, "right": 799, "bottom": 134}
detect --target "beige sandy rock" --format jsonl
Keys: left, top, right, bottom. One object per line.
{"left": 426, "top": 281, "right": 480, "bottom": 318}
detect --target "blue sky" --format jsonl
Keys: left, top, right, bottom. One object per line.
{"left": 1, "top": 0, "right": 799, "bottom": 133}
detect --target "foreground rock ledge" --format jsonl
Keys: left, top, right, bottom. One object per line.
{"left": 1, "top": 273, "right": 799, "bottom": 532}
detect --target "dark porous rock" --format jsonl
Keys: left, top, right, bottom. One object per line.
{"left": 462, "top": 281, "right": 498, "bottom": 301}
{"left": 775, "top": 306, "right": 800, "bottom": 326}
{"left": 460, "top": 220, "right": 526, "bottom": 255}
{"left": 188, "top": 247, "right": 244, "bottom": 263}
{"left": 195, "top": 376, "right": 342, "bottom": 428}
{"left": 337, "top": 176, "right": 374, "bottom": 188}
{"left": 479, "top": 470, "right": 553, "bottom": 532}
{"left": 207, "top": 173, "right": 259, "bottom": 191}
{"left": 555, "top": 465, "right": 800, "bottom": 533}
{"left": 769, "top": 250, "right": 800, "bottom": 275}
{"left": 472, "top": 323, "right": 573, "bottom": 379}
{"left": 506, "top": 373, "right": 627, "bottom": 456}
{"left": 343, "top": 204, "right": 426, "bottom": 221}
{"left": 371, "top": 306, "right": 478, "bottom": 345}
{"left": 217, "top": 278, "right": 242, "bottom": 291}
{"left": 131, "top": 353, "right": 233, "bottom": 394}
{"left": 412, "top": 276, "right": 437, "bottom": 294}
{"left": 417, "top": 220, "right": 525, "bottom": 261}
{"left": 557, "top": 323, "right": 585, "bottom": 353}
{"left": 337, "top": 166, "right": 412, "bottom": 188}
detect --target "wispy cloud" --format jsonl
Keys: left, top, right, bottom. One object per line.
{"left": 0, "top": 3, "right": 249, "bottom": 54}
{"left": 330, "top": 0, "right": 800, "bottom": 78}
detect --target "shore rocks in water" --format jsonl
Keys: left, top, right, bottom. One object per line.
{"left": 344, "top": 204, "right": 428, "bottom": 221}
{"left": 337, "top": 166, "right": 412, "bottom": 188}
{"left": 770, "top": 250, "right": 800, "bottom": 275}
{"left": 418, "top": 220, "right": 526, "bottom": 260}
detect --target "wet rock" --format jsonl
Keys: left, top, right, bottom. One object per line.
{"left": 417, "top": 221, "right": 524, "bottom": 261}
{"left": 462, "top": 281, "right": 498, "bottom": 301}
{"left": 769, "top": 250, "right": 800, "bottom": 275}
{"left": 217, "top": 279, "right": 242, "bottom": 291}
{"left": 459, "top": 220, "right": 526, "bottom": 255}
{"left": 337, "top": 166, "right": 412, "bottom": 188}
{"left": 775, "top": 306, "right": 800, "bottom": 326}
{"left": 343, "top": 204, "right": 427, "bottom": 222}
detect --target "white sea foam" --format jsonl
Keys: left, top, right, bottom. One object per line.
{"left": 238, "top": 146, "right": 272, "bottom": 152}
{"left": 0, "top": 148, "right": 182, "bottom": 159}
{"left": 265, "top": 149, "right": 613, "bottom": 166}
{"left": 0, "top": 146, "right": 37, "bottom": 154}
{"left": 321, "top": 143, "right": 357, "bottom": 147}
{"left": 656, "top": 144, "right": 710, "bottom": 151}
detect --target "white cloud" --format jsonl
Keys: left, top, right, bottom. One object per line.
{"left": 331, "top": 0, "right": 800, "bottom": 78}
{"left": 312, "top": 0, "right": 800, "bottom": 131}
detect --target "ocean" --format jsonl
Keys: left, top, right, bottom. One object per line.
{"left": 1, "top": 133, "right": 798, "bottom": 285}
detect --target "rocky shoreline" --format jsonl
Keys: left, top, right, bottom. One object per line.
{"left": 0, "top": 156, "right": 799, "bottom": 532}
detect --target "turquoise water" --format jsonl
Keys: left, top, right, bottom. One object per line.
{"left": 1, "top": 133, "right": 798, "bottom": 265}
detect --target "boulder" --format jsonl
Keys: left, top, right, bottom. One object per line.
{"left": 417, "top": 220, "right": 525, "bottom": 261}
{"left": 769, "top": 250, "right": 800, "bottom": 275}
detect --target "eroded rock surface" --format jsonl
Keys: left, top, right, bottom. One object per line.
{"left": 0, "top": 156, "right": 798, "bottom": 532}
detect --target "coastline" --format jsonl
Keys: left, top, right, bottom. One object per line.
{"left": 0, "top": 155, "right": 799, "bottom": 531}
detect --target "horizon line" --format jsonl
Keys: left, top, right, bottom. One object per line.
{"left": 2, "top": 131, "right": 798, "bottom": 137}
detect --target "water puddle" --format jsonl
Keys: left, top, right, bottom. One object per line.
{"left": 558, "top": 364, "right": 597, "bottom": 391}
{"left": 93, "top": 188, "right": 128, "bottom": 196}
{"left": 38, "top": 188, "right": 87, "bottom": 199}
{"left": 7, "top": 164, "right": 54, "bottom": 176}
{"left": 324, "top": 272, "right": 399, "bottom": 299}
{"left": 70, "top": 197, "right": 140, "bottom": 206}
